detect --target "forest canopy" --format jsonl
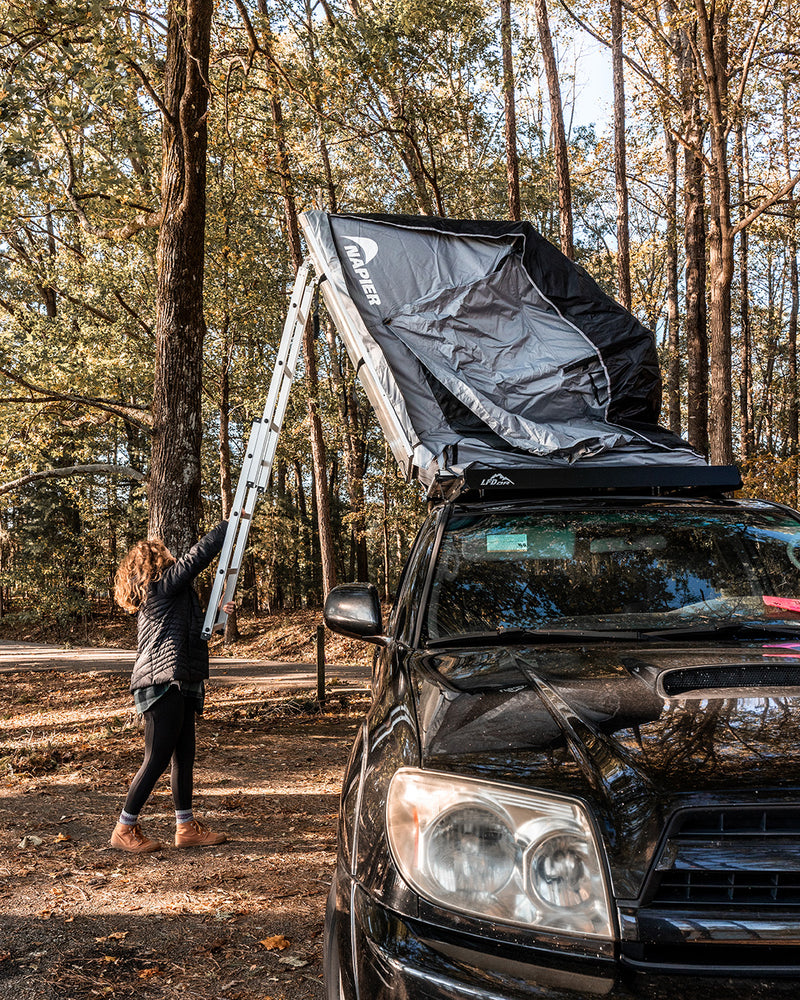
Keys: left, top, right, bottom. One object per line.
{"left": 0, "top": 0, "right": 798, "bottom": 629}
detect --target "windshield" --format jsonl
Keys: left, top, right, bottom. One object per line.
{"left": 424, "top": 502, "right": 800, "bottom": 640}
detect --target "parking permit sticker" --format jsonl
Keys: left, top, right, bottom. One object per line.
{"left": 487, "top": 533, "right": 528, "bottom": 553}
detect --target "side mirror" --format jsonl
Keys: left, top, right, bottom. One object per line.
{"left": 324, "top": 583, "right": 389, "bottom": 646}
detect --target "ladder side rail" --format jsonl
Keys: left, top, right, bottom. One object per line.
{"left": 202, "top": 262, "right": 316, "bottom": 638}
{"left": 256, "top": 294, "right": 308, "bottom": 490}
{"left": 202, "top": 420, "right": 265, "bottom": 637}
{"left": 256, "top": 261, "right": 312, "bottom": 434}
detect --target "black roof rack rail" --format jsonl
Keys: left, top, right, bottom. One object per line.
{"left": 429, "top": 464, "right": 742, "bottom": 502}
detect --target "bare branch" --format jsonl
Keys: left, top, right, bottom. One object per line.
{"left": 112, "top": 290, "right": 154, "bottom": 338}
{"left": 557, "top": 0, "right": 678, "bottom": 109}
{"left": 0, "top": 365, "right": 153, "bottom": 431}
{"left": 733, "top": 171, "right": 800, "bottom": 235}
{"left": 58, "top": 127, "right": 163, "bottom": 241}
{"left": 0, "top": 464, "right": 146, "bottom": 498}
{"left": 124, "top": 56, "right": 175, "bottom": 124}
{"left": 729, "top": 0, "right": 772, "bottom": 127}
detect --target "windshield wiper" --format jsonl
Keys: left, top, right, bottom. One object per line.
{"left": 425, "top": 627, "right": 645, "bottom": 649}
{"left": 425, "top": 620, "right": 800, "bottom": 649}
{"left": 641, "top": 621, "right": 800, "bottom": 641}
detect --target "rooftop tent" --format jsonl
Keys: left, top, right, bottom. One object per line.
{"left": 299, "top": 211, "right": 705, "bottom": 486}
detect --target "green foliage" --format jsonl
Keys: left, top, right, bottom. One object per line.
{"left": 1, "top": 0, "right": 799, "bottom": 628}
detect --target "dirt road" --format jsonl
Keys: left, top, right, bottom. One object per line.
{"left": 0, "top": 640, "right": 370, "bottom": 692}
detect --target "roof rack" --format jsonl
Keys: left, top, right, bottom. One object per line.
{"left": 429, "top": 464, "right": 743, "bottom": 502}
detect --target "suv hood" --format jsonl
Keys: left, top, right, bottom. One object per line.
{"left": 410, "top": 641, "right": 800, "bottom": 897}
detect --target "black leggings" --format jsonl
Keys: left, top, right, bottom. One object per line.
{"left": 124, "top": 686, "right": 196, "bottom": 816}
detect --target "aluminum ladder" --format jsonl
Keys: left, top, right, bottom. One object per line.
{"left": 202, "top": 260, "right": 318, "bottom": 638}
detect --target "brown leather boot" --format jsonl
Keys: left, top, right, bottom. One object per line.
{"left": 175, "top": 819, "right": 227, "bottom": 848}
{"left": 110, "top": 822, "right": 162, "bottom": 853}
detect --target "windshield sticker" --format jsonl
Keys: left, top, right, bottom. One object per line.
{"left": 487, "top": 533, "right": 528, "bottom": 553}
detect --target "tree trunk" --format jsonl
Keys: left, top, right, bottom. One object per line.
{"left": 684, "top": 146, "right": 709, "bottom": 456}
{"left": 257, "top": 0, "right": 337, "bottom": 598}
{"left": 148, "top": 0, "right": 213, "bottom": 555}
{"left": 694, "top": 0, "right": 734, "bottom": 465}
{"left": 500, "top": 0, "right": 521, "bottom": 221}
{"left": 736, "top": 122, "right": 753, "bottom": 459}
{"left": 664, "top": 128, "right": 681, "bottom": 435}
{"left": 673, "top": 13, "right": 708, "bottom": 456}
{"left": 610, "top": 0, "right": 631, "bottom": 309}
{"left": 533, "top": 0, "right": 573, "bottom": 258}
{"left": 783, "top": 83, "right": 799, "bottom": 475}
{"left": 323, "top": 320, "right": 368, "bottom": 580}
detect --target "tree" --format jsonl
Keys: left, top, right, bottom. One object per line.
{"left": 533, "top": 0, "right": 574, "bottom": 257}
{"left": 149, "top": 0, "right": 214, "bottom": 554}
{"left": 500, "top": 0, "right": 521, "bottom": 220}
{"left": 610, "top": 0, "right": 631, "bottom": 308}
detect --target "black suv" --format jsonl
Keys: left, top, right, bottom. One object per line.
{"left": 322, "top": 469, "right": 800, "bottom": 999}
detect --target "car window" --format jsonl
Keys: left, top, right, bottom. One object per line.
{"left": 424, "top": 504, "right": 800, "bottom": 639}
{"left": 388, "top": 514, "right": 439, "bottom": 641}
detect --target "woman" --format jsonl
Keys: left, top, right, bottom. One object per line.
{"left": 111, "top": 521, "right": 234, "bottom": 853}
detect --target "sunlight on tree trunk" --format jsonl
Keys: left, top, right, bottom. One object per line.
{"left": 149, "top": 0, "right": 213, "bottom": 555}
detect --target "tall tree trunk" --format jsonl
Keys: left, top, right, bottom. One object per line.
{"left": 218, "top": 350, "right": 240, "bottom": 643}
{"left": 323, "top": 320, "right": 368, "bottom": 580}
{"left": 148, "top": 0, "right": 213, "bottom": 555}
{"left": 664, "top": 128, "right": 681, "bottom": 435}
{"left": 257, "top": 0, "right": 337, "bottom": 598}
{"left": 500, "top": 0, "right": 521, "bottom": 221}
{"left": 610, "top": 0, "right": 631, "bottom": 309}
{"left": 783, "top": 83, "right": 799, "bottom": 479}
{"left": 684, "top": 146, "right": 709, "bottom": 456}
{"left": 533, "top": 0, "right": 573, "bottom": 258}
{"left": 694, "top": 0, "right": 734, "bottom": 465}
{"left": 736, "top": 122, "right": 753, "bottom": 460}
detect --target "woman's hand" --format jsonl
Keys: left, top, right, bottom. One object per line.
{"left": 222, "top": 601, "right": 236, "bottom": 615}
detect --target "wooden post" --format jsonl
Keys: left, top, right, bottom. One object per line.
{"left": 316, "top": 624, "right": 326, "bottom": 705}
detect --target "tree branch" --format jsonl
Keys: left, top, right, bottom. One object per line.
{"left": 0, "top": 365, "right": 153, "bottom": 431}
{"left": 557, "top": 0, "right": 677, "bottom": 108}
{"left": 733, "top": 171, "right": 800, "bottom": 235}
{"left": 0, "top": 464, "right": 146, "bottom": 498}
{"left": 59, "top": 128, "right": 163, "bottom": 241}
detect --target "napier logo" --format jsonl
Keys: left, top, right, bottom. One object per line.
{"left": 480, "top": 473, "right": 515, "bottom": 487}
{"left": 342, "top": 236, "right": 381, "bottom": 305}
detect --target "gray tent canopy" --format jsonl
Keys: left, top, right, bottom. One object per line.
{"left": 299, "top": 211, "right": 705, "bottom": 487}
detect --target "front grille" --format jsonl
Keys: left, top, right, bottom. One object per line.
{"left": 655, "top": 869, "right": 800, "bottom": 908}
{"left": 648, "top": 807, "right": 800, "bottom": 911}
{"left": 662, "top": 664, "right": 800, "bottom": 694}
{"left": 677, "top": 807, "right": 800, "bottom": 838}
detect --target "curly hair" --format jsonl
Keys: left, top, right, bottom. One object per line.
{"left": 114, "top": 539, "right": 176, "bottom": 613}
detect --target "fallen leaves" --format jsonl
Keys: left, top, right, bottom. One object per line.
{"left": 138, "top": 967, "right": 164, "bottom": 979}
{"left": 0, "top": 667, "right": 364, "bottom": 1000}
{"left": 94, "top": 931, "right": 129, "bottom": 942}
{"left": 279, "top": 955, "right": 309, "bottom": 968}
{"left": 260, "top": 934, "right": 291, "bottom": 951}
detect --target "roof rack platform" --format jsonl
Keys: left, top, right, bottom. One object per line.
{"left": 431, "top": 464, "right": 743, "bottom": 502}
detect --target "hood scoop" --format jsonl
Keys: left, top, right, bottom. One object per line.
{"left": 661, "top": 663, "right": 800, "bottom": 697}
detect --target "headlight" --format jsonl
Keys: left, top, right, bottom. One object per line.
{"left": 386, "top": 768, "right": 613, "bottom": 939}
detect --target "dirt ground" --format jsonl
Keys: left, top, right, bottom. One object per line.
{"left": 0, "top": 667, "right": 369, "bottom": 1000}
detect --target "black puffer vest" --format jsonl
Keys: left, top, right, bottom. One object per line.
{"left": 129, "top": 522, "right": 227, "bottom": 692}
